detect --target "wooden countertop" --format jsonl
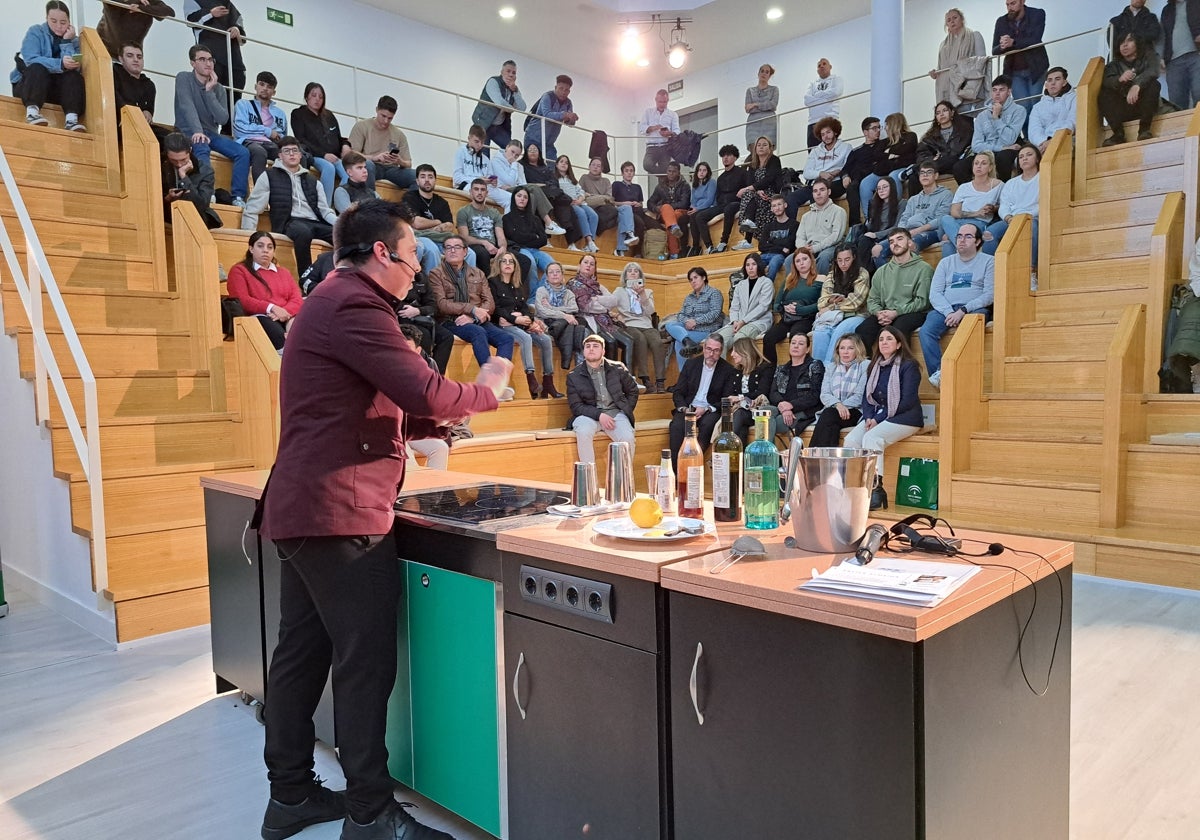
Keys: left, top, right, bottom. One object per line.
{"left": 659, "top": 524, "right": 1074, "bottom": 642}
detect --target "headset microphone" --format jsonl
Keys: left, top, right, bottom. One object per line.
{"left": 988, "top": 543, "right": 1005, "bottom": 556}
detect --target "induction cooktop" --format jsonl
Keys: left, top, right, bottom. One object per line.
{"left": 395, "top": 482, "right": 570, "bottom": 525}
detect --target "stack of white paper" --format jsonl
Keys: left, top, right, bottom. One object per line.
{"left": 799, "top": 557, "right": 982, "bottom": 607}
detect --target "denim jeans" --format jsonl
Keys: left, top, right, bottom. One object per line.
{"left": 501, "top": 323, "right": 554, "bottom": 373}
{"left": 194, "top": 133, "right": 250, "bottom": 200}
{"left": 764, "top": 252, "right": 788, "bottom": 281}
{"left": 918, "top": 306, "right": 991, "bottom": 376}
{"left": 665, "top": 322, "right": 711, "bottom": 372}
{"left": 448, "top": 320, "right": 515, "bottom": 367}
{"left": 982, "top": 216, "right": 1039, "bottom": 260}
{"left": 1167, "top": 51, "right": 1200, "bottom": 110}
{"left": 571, "top": 203, "right": 599, "bottom": 239}
{"left": 813, "top": 315, "right": 865, "bottom": 364}
{"left": 1009, "top": 71, "right": 1046, "bottom": 132}
{"left": 311, "top": 156, "right": 349, "bottom": 205}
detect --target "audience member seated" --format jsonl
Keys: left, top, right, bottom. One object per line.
{"left": 226, "top": 231, "right": 302, "bottom": 352}
{"left": 765, "top": 333, "right": 825, "bottom": 441}
{"left": 1099, "top": 34, "right": 1163, "bottom": 145}
{"left": 290, "top": 82, "right": 351, "bottom": 206}
{"left": 683, "top": 162, "right": 716, "bottom": 258}
{"left": 844, "top": 325, "right": 924, "bottom": 511}
{"left": 519, "top": 142, "right": 572, "bottom": 238}
{"left": 241, "top": 136, "right": 336, "bottom": 275}
{"left": 897, "top": 163, "right": 953, "bottom": 260}
{"left": 669, "top": 333, "right": 739, "bottom": 470}
{"left": 453, "top": 124, "right": 492, "bottom": 190}
{"left": 429, "top": 234, "right": 514, "bottom": 368}
{"left": 187, "top": 0, "right": 246, "bottom": 123}
{"left": 762, "top": 248, "right": 823, "bottom": 365}
{"left": 842, "top": 117, "right": 887, "bottom": 225}
{"left": 174, "top": 44, "right": 249, "bottom": 205}
{"left": 952, "top": 75, "right": 1025, "bottom": 184}
{"left": 736, "top": 137, "right": 784, "bottom": 249}
{"left": 234, "top": 71, "right": 287, "bottom": 183}
{"left": 473, "top": 60, "right": 525, "bottom": 149}
{"left": 502, "top": 185, "right": 552, "bottom": 293}
{"left": 612, "top": 160, "right": 650, "bottom": 251}
{"left": 852, "top": 176, "right": 903, "bottom": 272}
{"left": 812, "top": 242, "right": 871, "bottom": 363}
{"left": 640, "top": 88, "right": 679, "bottom": 175}
{"left": 794, "top": 179, "right": 848, "bottom": 273}
{"left": 395, "top": 262, "right": 454, "bottom": 374}
{"left": 786, "top": 116, "right": 850, "bottom": 217}
{"left": 298, "top": 250, "right": 333, "bottom": 296}
{"left": 580, "top": 158, "right": 637, "bottom": 257}
{"left": 756, "top": 194, "right": 798, "bottom": 280}
{"left": 919, "top": 222, "right": 995, "bottom": 388}
{"left": 400, "top": 163, "right": 479, "bottom": 278}
{"left": 716, "top": 253, "right": 775, "bottom": 348}
{"left": 983, "top": 142, "right": 1040, "bottom": 257}
{"left": 489, "top": 253, "right": 557, "bottom": 398}
{"left": 1027, "top": 67, "right": 1076, "bottom": 152}
{"left": 97, "top": 0, "right": 174, "bottom": 59}
{"left": 397, "top": 324, "right": 452, "bottom": 469}
{"left": 613, "top": 263, "right": 667, "bottom": 393}
{"left": 809, "top": 334, "right": 870, "bottom": 447}
{"left": 556, "top": 156, "right": 600, "bottom": 253}
{"left": 457, "top": 178, "right": 508, "bottom": 275}
{"left": 665, "top": 267, "right": 726, "bottom": 372}
{"left": 803, "top": 58, "right": 843, "bottom": 149}
{"left": 932, "top": 7, "right": 990, "bottom": 114}
{"left": 864, "top": 112, "right": 917, "bottom": 205}
{"left": 523, "top": 74, "right": 578, "bottom": 161}
{"left": 161, "top": 131, "right": 222, "bottom": 228}
{"left": 332, "top": 151, "right": 378, "bottom": 213}
{"left": 910, "top": 100, "right": 974, "bottom": 192}
{"left": 534, "top": 262, "right": 587, "bottom": 368}
{"left": 856, "top": 227, "right": 934, "bottom": 351}
{"left": 941, "top": 151, "right": 1003, "bottom": 256}
{"left": 1109, "top": 0, "right": 1161, "bottom": 61}
{"left": 704, "top": 145, "right": 753, "bottom": 253}
{"left": 113, "top": 41, "right": 165, "bottom": 139}
{"left": 13, "top": 1, "right": 85, "bottom": 132}
{"left": 349, "top": 95, "right": 415, "bottom": 190}
{"left": 569, "top": 254, "right": 632, "bottom": 362}
{"left": 727, "top": 337, "right": 773, "bottom": 444}
{"left": 648, "top": 162, "right": 693, "bottom": 260}
{"left": 488, "top": 139, "right": 528, "bottom": 212}
{"left": 568, "top": 333, "right": 640, "bottom": 463}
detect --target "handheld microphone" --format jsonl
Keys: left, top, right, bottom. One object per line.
{"left": 851, "top": 523, "right": 888, "bottom": 566}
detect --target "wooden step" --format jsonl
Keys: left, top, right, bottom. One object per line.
{"left": 0, "top": 116, "right": 102, "bottom": 165}
{"left": 1113, "top": 108, "right": 1194, "bottom": 141}
{"left": 1017, "top": 318, "right": 1119, "bottom": 356}
{"left": 985, "top": 393, "right": 1105, "bottom": 436}
{"left": 49, "top": 412, "right": 242, "bottom": 475}
{"left": 0, "top": 144, "right": 111, "bottom": 192}
{"left": 1, "top": 284, "right": 177, "bottom": 331}
{"left": 0, "top": 177, "right": 127, "bottom": 222}
{"left": 1085, "top": 164, "right": 1181, "bottom": 200}
{"left": 1032, "top": 283, "right": 1148, "bottom": 320}
{"left": 1050, "top": 223, "right": 1152, "bottom": 264}
{"left": 1122, "top": 446, "right": 1200, "bottom": 532}
{"left": 46, "top": 370, "right": 215, "bottom": 422}
{"left": 967, "top": 432, "right": 1102, "bottom": 483}
{"left": 467, "top": 393, "right": 674, "bottom": 435}
{"left": 1064, "top": 192, "right": 1166, "bottom": 231}
{"left": 1, "top": 209, "right": 142, "bottom": 256}
{"left": 112, "top": 586, "right": 210, "bottom": 642}
{"left": 0, "top": 248, "right": 159, "bottom": 298}
{"left": 950, "top": 471, "right": 1100, "bottom": 528}
{"left": 1143, "top": 395, "right": 1200, "bottom": 436}
{"left": 104, "top": 523, "right": 210, "bottom": 599}
{"left": 1000, "top": 355, "right": 1106, "bottom": 392}
{"left": 1087, "top": 135, "right": 1186, "bottom": 177}
{"left": 1046, "top": 256, "right": 1149, "bottom": 291}
{"left": 13, "top": 326, "right": 194, "bottom": 374}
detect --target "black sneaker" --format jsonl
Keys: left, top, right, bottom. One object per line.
{"left": 340, "top": 801, "right": 455, "bottom": 839}
{"left": 261, "top": 779, "right": 347, "bottom": 840}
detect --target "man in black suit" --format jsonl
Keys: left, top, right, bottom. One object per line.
{"left": 669, "top": 332, "right": 739, "bottom": 469}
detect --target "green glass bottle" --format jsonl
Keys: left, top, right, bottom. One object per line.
{"left": 711, "top": 397, "right": 743, "bottom": 523}
{"left": 744, "top": 408, "right": 779, "bottom": 529}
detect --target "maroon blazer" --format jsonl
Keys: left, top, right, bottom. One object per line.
{"left": 260, "top": 266, "right": 499, "bottom": 540}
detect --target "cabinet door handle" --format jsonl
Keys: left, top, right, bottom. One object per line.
{"left": 513, "top": 651, "right": 527, "bottom": 721}
{"left": 689, "top": 641, "right": 705, "bottom": 726}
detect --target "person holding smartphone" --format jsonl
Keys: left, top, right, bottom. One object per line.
{"left": 160, "top": 132, "right": 222, "bottom": 228}
{"left": 348, "top": 95, "right": 415, "bottom": 189}
{"left": 12, "top": 0, "right": 86, "bottom": 131}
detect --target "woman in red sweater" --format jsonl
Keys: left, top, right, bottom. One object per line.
{"left": 225, "top": 231, "right": 302, "bottom": 351}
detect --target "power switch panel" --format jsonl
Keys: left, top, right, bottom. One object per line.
{"left": 518, "top": 565, "right": 613, "bottom": 624}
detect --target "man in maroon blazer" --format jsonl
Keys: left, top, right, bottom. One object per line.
{"left": 257, "top": 199, "right": 511, "bottom": 840}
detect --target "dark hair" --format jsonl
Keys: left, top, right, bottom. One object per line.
{"left": 333, "top": 199, "right": 413, "bottom": 265}
{"left": 256, "top": 70, "right": 277, "bottom": 87}
{"left": 242, "top": 231, "right": 277, "bottom": 271}
{"left": 866, "top": 176, "right": 900, "bottom": 231}
{"left": 398, "top": 323, "right": 425, "bottom": 345}
{"left": 119, "top": 41, "right": 142, "bottom": 55}
{"left": 45, "top": 1, "right": 69, "bottom": 15}
{"left": 992, "top": 74, "right": 1012, "bottom": 89}
{"left": 502, "top": 60, "right": 517, "bottom": 69}
{"left": 620, "top": 160, "right": 636, "bottom": 172}
{"left": 741, "top": 252, "right": 767, "bottom": 279}
{"left": 376, "top": 95, "right": 398, "bottom": 113}
{"left": 278, "top": 136, "right": 300, "bottom": 150}
{"left": 1047, "top": 66, "right": 1068, "bottom": 79}
{"left": 163, "top": 132, "right": 191, "bottom": 154}
{"left": 688, "top": 266, "right": 709, "bottom": 283}
{"left": 705, "top": 332, "right": 726, "bottom": 350}
{"left": 813, "top": 116, "right": 842, "bottom": 139}
{"left": 188, "top": 44, "right": 212, "bottom": 62}
{"left": 468, "top": 124, "right": 486, "bottom": 140}
{"left": 342, "top": 150, "right": 367, "bottom": 168}
{"left": 470, "top": 177, "right": 489, "bottom": 190}
{"left": 718, "top": 144, "right": 740, "bottom": 158}
{"left": 811, "top": 177, "right": 833, "bottom": 194}
{"left": 415, "top": 162, "right": 436, "bottom": 177}
{"left": 555, "top": 74, "right": 573, "bottom": 87}
{"left": 861, "top": 116, "right": 880, "bottom": 131}
{"left": 302, "top": 82, "right": 326, "bottom": 114}
{"left": 870, "top": 324, "right": 916, "bottom": 367}
{"left": 692, "top": 162, "right": 712, "bottom": 188}
{"left": 828, "top": 242, "right": 861, "bottom": 297}
{"left": 556, "top": 155, "right": 578, "bottom": 185}
{"left": 921, "top": 100, "right": 959, "bottom": 143}
{"left": 1013, "top": 141, "right": 1042, "bottom": 176}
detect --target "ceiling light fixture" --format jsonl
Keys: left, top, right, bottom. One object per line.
{"left": 665, "top": 17, "right": 691, "bottom": 70}
{"left": 766, "top": 7, "right": 783, "bottom": 21}
{"left": 498, "top": 6, "right": 516, "bottom": 20}
{"left": 618, "top": 15, "right": 694, "bottom": 70}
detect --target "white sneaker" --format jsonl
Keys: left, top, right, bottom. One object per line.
{"left": 545, "top": 223, "right": 567, "bottom": 235}
{"left": 567, "top": 244, "right": 581, "bottom": 252}
{"left": 26, "top": 110, "right": 49, "bottom": 126}
{"left": 498, "top": 386, "right": 515, "bottom": 401}
{"left": 738, "top": 219, "right": 757, "bottom": 233}
{"left": 624, "top": 235, "right": 639, "bottom": 247}
{"left": 585, "top": 241, "right": 599, "bottom": 252}
{"left": 64, "top": 119, "right": 86, "bottom": 133}
{"left": 928, "top": 370, "right": 941, "bottom": 389}
{"left": 732, "top": 240, "right": 753, "bottom": 250}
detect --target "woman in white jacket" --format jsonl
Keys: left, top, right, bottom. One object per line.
{"left": 716, "top": 252, "right": 776, "bottom": 350}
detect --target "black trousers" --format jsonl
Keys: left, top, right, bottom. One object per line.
{"left": 714, "top": 200, "right": 744, "bottom": 246}
{"left": 732, "top": 406, "right": 754, "bottom": 445}
{"left": 245, "top": 140, "right": 280, "bottom": 182}
{"left": 202, "top": 35, "right": 244, "bottom": 135}
{"left": 281, "top": 218, "right": 333, "bottom": 275}
{"left": 808, "top": 404, "right": 862, "bottom": 448}
{"left": 669, "top": 407, "right": 720, "bottom": 471}
{"left": 467, "top": 243, "right": 494, "bottom": 276}
{"left": 761, "top": 315, "right": 815, "bottom": 366}
{"left": 14, "top": 64, "right": 85, "bottom": 116}
{"left": 855, "top": 311, "right": 927, "bottom": 353}
{"left": 255, "top": 313, "right": 286, "bottom": 350}
{"left": 545, "top": 318, "right": 586, "bottom": 368}
{"left": 692, "top": 204, "right": 723, "bottom": 248}
{"left": 401, "top": 318, "right": 455, "bottom": 373}
{"left": 264, "top": 532, "right": 401, "bottom": 824}
{"left": 1097, "top": 79, "right": 1161, "bottom": 135}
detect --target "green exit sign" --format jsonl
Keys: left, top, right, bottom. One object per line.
{"left": 266, "top": 8, "right": 293, "bottom": 26}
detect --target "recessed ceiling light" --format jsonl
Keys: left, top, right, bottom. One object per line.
{"left": 498, "top": 6, "right": 516, "bottom": 20}
{"left": 766, "top": 7, "right": 783, "bottom": 21}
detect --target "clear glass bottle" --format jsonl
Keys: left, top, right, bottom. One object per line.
{"left": 711, "top": 397, "right": 743, "bottom": 523}
{"left": 744, "top": 408, "right": 779, "bottom": 529}
{"left": 677, "top": 409, "right": 705, "bottom": 519}
{"left": 655, "top": 448, "right": 674, "bottom": 514}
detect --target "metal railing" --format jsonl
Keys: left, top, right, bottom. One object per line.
{"left": 0, "top": 147, "right": 108, "bottom": 607}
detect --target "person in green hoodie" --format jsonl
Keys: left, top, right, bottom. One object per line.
{"left": 854, "top": 228, "right": 933, "bottom": 351}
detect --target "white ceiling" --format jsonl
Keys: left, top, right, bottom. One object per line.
{"left": 360, "top": 0, "right": 873, "bottom": 81}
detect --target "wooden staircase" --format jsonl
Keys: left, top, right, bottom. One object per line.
{"left": 0, "top": 29, "right": 253, "bottom": 640}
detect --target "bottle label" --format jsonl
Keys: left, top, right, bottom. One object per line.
{"left": 712, "top": 453, "right": 730, "bottom": 507}
{"left": 685, "top": 466, "right": 703, "bottom": 507}
{"left": 747, "top": 469, "right": 763, "bottom": 493}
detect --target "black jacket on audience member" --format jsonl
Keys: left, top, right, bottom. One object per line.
{"left": 488, "top": 275, "right": 535, "bottom": 325}
{"left": 916, "top": 114, "right": 975, "bottom": 170}
{"left": 503, "top": 211, "right": 548, "bottom": 250}
{"left": 566, "top": 359, "right": 640, "bottom": 424}
{"left": 714, "top": 165, "right": 752, "bottom": 206}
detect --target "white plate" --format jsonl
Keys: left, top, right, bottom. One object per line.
{"left": 592, "top": 517, "right": 715, "bottom": 541}
{"left": 547, "top": 502, "right": 629, "bottom": 517}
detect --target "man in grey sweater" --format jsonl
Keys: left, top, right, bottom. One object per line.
{"left": 952, "top": 75, "right": 1026, "bottom": 184}
{"left": 918, "top": 222, "right": 995, "bottom": 387}
{"left": 173, "top": 43, "right": 250, "bottom": 204}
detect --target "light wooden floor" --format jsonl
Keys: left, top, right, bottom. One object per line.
{"left": 2, "top": 574, "right": 1199, "bottom": 839}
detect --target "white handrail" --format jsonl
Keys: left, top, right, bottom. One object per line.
{"left": 0, "top": 145, "right": 109, "bottom": 608}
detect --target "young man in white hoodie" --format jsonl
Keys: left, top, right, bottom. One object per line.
{"left": 794, "top": 178, "right": 848, "bottom": 274}
{"left": 1027, "top": 67, "right": 1076, "bottom": 153}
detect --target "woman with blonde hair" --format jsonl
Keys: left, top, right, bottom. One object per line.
{"left": 613, "top": 262, "right": 667, "bottom": 392}
{"left": 930, "top": 8, "right": 989, "bottom": 112}
{"left": 728, "top": 336, "right": 773, "bottom": 444}
{"left": 809, "top": 333, "right": 869, "bottom": 447}
{"left": 940, "top": 150, "right": 1002, "bottom": 256}
{"left": 734, "top": 136, "right": 784, "bottom": 245}
{"left": 858, "top": 111, "right": 917, "bottom": 211}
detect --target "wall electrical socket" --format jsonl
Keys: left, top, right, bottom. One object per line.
{"left": 519, "top": 565, "right": 613, "bottom": 623}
